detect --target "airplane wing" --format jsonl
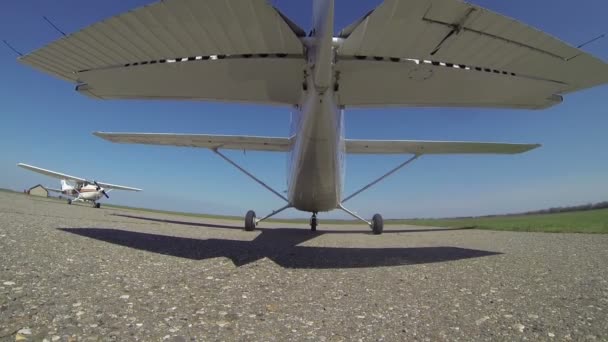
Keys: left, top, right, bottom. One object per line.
{"left": 17, "top": 163, "right": 142, "bottom": 191}
{"left": 18, "top": 163, "right": 87, "bottom": 183}
{"left": 93, "top": 182, "right": 142, "bottom": 192}
{"left": 18, "top": 0, "right": 306, "bottom": 105}
{"left": 337, "top": 0, "right": 608, "bottom": 109}
{"left": 93, "top": 132, "right": 292, "bottom": 152}
{"left": 345, "top": 140, "right": 540, "bottom": 154}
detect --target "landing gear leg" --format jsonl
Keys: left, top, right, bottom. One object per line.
{"left": 310, "top": 212, "right": 318, "bottom": 232}
{"left": 213, "top": 148, "right": 291, "bottom": 232}
{"left": 245, "top": 204, "right": 292, "bottom": 232}
{"left": 338, "top": 204, "right": 384, "bottom": 235}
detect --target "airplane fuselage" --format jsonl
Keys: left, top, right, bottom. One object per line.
{"left": 286, "top": 0, "right": 342, "bottom": 212}
{"left": 62, "top": 182, "right": 105, "bottom": 202}
{"left": 287, "top": 88, "right": 343, "bottom": 212}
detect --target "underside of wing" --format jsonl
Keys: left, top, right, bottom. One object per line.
{"left": 345, "top": 140, "right": 540, "bottom": 154}
{"left": 94, "top": 132, "right": 293, "bottom": 152}
{"left": 19, "top": 0, "right": 306, "bottom": 105}
{"left": 75, "top": 57, "right": 304, "bottom": 105}
{"left": 337, "top": 59, "right": 563, "bottom": 109}
{"left": 337, "top": 0, "right": 608, "bottom": 108}
{"left": 18, "top": 163, "right": 86, "bottom": 183}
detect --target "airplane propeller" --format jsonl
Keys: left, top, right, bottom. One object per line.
{"left": 93, "top": 181, "right": 110, "bottom": 198}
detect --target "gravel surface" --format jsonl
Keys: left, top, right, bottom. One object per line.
{"left": 1, "top": 192, "right": 607, "bottom": 341}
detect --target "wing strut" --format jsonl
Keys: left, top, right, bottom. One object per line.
{"left": 212, "top": 148, "right": 288, "bottom": 202}
{"left": 338, "top": 204, "right": 371, "bottom": 226}
{"left": 342, "top": 154, "right": 420, "bottom": 203}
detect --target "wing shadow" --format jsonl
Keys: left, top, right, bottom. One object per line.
{"left": 59, "top": 226, "right": 500, "bottom": 269}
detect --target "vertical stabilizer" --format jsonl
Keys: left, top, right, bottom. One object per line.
{"left": 60, "top": 179, "right": 71, "bottom": 191}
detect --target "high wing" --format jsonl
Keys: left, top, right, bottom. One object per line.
{"left": 93, "top": 182, "right": 142, "bottom": 192}
{"left": 19, "top": 0, "right": 306, "bottom": 105}
{"left": 18, "top": 163, "right": 86, "bottom": 183}
{"left": 93, "top": 132, "right": 292, "bottom": 152}
{"left": 337, "top": 0, "right": 608, "bottom": 109}
{"left": 17, "top": 163, "right": 142, "bottom": 191}
{"left": 345, "top": 140, "right": 540, "bottom": 154}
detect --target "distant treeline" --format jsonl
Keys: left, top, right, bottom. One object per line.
{"left": 483, "top": 201, "right": 608, "bottom": 218}
{"left": 405, "top": 201, "right": 608, "bottom": 221}
{"left": 519, "top": 201, "right": 608, "bottom": 215}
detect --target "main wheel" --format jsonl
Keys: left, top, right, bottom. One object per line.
{"left": 371, "top": 213, "right": 383, "bottom": 235}
{"left": 245, "top": 210, "right": 256, "bottom": 231}
{"left": 67, "top": 199, "right": 72, "bottom": 205}
{"left": 95, "top": 203, "right": 101, "bottom": 209}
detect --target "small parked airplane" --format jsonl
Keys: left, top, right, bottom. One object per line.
{"left": 19, "top": 0, "right": 608, "bottom": 233}
{"left": 17, "top": 163, "right": 142, "bottom": 208}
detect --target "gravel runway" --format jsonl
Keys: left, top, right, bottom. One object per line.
{"left": 0, "top": 192, "right": 606, "bottom": 341}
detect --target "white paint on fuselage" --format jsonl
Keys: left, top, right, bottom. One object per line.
{"left": 287, "top": 87, "right": 344, "bottom": 212}
{"left": 61, "top": 181, "right": 105, "bottom": 202}
{"left": 286, "top": 0, "right": 344, "bottom": 212}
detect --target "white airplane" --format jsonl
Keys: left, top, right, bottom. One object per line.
{"left": 19, "top": 0, "right": 608, "bottom": 233}
{"left": 18, "top": 163, "right": 142, "bottom": 208}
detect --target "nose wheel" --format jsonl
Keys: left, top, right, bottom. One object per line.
{"left": 310, "top": 212, "right": 318, "bottom": 232}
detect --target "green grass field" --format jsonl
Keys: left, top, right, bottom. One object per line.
{"left": 77, "top": 200, "right": 608, "bottom": 233}
{"left": 394, "top": 209, "right": 608, "bottom": 234}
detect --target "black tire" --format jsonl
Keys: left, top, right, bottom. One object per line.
{"left": 310, "top": 217, "right": 318, "bottom": 232}
{"left": 67, "top": 199, "right": 72, "bottom": 205}
{"left": 371, "top": 213, "right": 383, "bottom": 235}
{"left": 95, "top": 203, "right": 101, "bottom": 209}
{"left": 245, "top": 210, "right": 256, "bottom": 231}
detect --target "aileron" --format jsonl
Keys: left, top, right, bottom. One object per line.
{"left": 337, "top": 0, "right": 608, "bottom": 108}
{"left": 19, "top": 0, "right": 306, "bottom": 105}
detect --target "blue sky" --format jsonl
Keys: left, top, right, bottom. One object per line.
{"left": 1, "top": 0, "right": 607, "bottom": 219}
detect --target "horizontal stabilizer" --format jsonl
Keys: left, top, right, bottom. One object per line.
{"left": 94, "top": 132, "right": 292, "bottom": 152}
{"left": 345, "top": 140, "right": 540, "bottom": 154}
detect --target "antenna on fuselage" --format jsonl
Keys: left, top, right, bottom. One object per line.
{"left": 577, "top": 33, "right": 605, "bottom": 49}
{"left": 42, "top": 16, "right": 67, "bottom": 37}
{"left": 2, "top": 40, "right": 23, "bottom": 57}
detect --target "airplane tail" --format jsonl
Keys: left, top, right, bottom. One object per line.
{"left": 60, "top": 179, "right": 72, "bottom": 191}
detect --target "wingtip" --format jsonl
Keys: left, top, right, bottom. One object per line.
{"left": 521, "top": 143, "right": 542, "bottom": 153}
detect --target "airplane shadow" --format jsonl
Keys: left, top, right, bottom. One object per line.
{"left": 59, "top": 216, "right": 499, "bottom": 269}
